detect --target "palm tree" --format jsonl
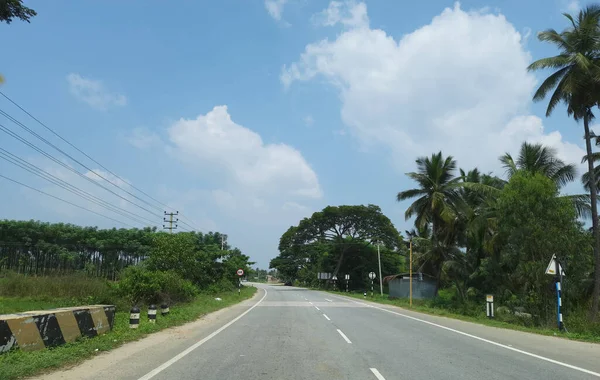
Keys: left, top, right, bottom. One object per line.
{"left": 500, "top": 142, "right": 576, "bottom": 188}
{"left": 528, "top": 5, "right": 600, "bottom": 319}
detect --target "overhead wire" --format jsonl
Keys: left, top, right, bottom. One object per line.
{"left": 0, "top": 148, "right": 157, "bottom": 227}
{"left": 0, "top": 121, "right": 163, "bottom": 220}
{"left": 0, "top": 173, "right": 136, "bottom": 228}
{"left": 0, "top": 91, "right": 211, "bottom": 231}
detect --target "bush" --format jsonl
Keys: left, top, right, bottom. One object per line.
{"left": 115, "top": 266, "right": 198, "bottom": 305}
{"left": 204, "top": 278, "right": 236, "bottom": 294}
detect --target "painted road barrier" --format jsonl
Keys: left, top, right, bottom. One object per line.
{"left": 0, "top": 305, "right": 115, "bottom": 354}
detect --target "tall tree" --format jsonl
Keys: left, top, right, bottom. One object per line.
{"left": 0, "top": 0, "right": 36, "bottom": 24}
{"left": 528, "top": 5, "right": 600, "bottom": 319}
{"left": 500, "top": 142, "right": 576, "bottom": 188}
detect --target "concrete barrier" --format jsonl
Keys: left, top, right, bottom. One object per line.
{"left": 0, "top": 305, "right": 115, "bottom": 354}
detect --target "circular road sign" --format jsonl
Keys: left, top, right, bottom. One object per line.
{"left": 237, "top": 269, "right": 244, "bottom": 276}
{"left": 368, "top": 271, "right": 376, "bottom": 280}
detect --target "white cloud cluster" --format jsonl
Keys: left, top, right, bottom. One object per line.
{"left": 126, "top": 127, "right": 161, "bottom": 149}
{"left": 283, "top": 1, "right": 586, "bottom": 174}
{"left": 167, "top": 105, "right": 322, "bottom": 199}
{"left": 265, "top": 0, "right": 288, "bottom": 21}
{"left": 66, "top": 73, "right": 127, "bottom": 110}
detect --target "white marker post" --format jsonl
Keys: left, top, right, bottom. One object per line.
{"left": 332, "top": 275, "right": 338, "bottom": 291}
{"left": 237, "top": 269, "right": 244, "bottom": 295}
{"left": 345, "top": 274, "right": 350, "bottom": 292}
{"left": 369, "top": 272, "right": 376, "bottom": 297}
{"left": 545, "top": 254, "right": 566, "bottom": 331}
{"left": 486, "top": 295, "right": 494, "bottom": 319}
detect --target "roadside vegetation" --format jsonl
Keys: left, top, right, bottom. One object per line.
{"left": 270, "top": 5, "right": 600, "bottom": 339}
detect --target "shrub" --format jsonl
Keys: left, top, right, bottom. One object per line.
{"left": 115, "top": 266, "right": 198, "bottom": 305}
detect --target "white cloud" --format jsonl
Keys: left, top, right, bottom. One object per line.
{"left": 66, "top": 73, "right": 127, "bottom": 110}
{"left": 304, "top": 115, "right": 314, "bottom": 126}
{"left": 265, "top": 0, "right": 288, "bottom": 21}
{"left": 126, "top": 127, "right": 162, "bottom": 149}
{"left": 283, "top": 1, "right": 585, "bottom": 174}
{"left": 167, "top": 105, "right": 322, "bottom": 199}
{"left": 566, "top": 0, "right": 580, "bottom": 13}
{"left": 312, "top": 0, "right": 369, "bottom": 28}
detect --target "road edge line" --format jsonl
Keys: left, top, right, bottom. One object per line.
{"left": 329, "top": 293, "right": 600, "bottom": 378}
{"left": 137, "top": 288, "right": 268, "bottom": 380}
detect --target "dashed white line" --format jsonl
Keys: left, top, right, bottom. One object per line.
{"left": 370, "top": 368, "right": 386, "bottom": 380}
{"left": 337, "top": 329, "right": 352, "bottom": 344}
{"left": 309, "top": 301, "right": 313, "bottom": 305}
{"left": 314, "top": 306, "right": 320, "bottom": 311}
{"left": 137, "top": 289, "right": 268, "bottom": 380}
{"left": 325, "top": 298, "right": 333, "bottom": 302}
{"left": 329, "top": 294, "right": 600, "bottom": 378}
{"left": 323, "top": 314, "right": 331, "bottom": 321}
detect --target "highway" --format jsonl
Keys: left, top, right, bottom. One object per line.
{"left": 40, "top": 283, "right": 600, "bottom": 380}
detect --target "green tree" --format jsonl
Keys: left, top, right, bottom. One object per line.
{"left": 0, "top": 0, "right": 36, "bottom": 23}
{"left": 528, "top": 5, "right": 600, "bottom": 318}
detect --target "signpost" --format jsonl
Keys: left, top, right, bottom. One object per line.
{"left": 344, "top": 274, "right": 350, "bottom": 292}
{"left": 486, "top": 294, "right": 494, "bottom": 319}
{"left": 545, "top": 254, "right": 565, "bottom": 331}
{"left": 237, "top": 269, "right": 244, "bottom": 295}
{"left": 332, "top": 275, "right": 338, "bottom": 291}
{"left": 368, "top": 272, "right": 376, "bottom": 297}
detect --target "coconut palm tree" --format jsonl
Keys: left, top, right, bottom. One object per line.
{"left": 528, "top": 5, "right": 600, "bottom": 318}
{"left": 500, "top": 142, "right": 576, "bottom": 188}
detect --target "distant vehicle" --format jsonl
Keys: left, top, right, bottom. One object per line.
{"left": 284, "top": 281, "right": 293, "bottom": 286}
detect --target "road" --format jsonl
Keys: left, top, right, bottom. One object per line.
{"left": 40, "top": 283, "right": 600, "bottom": 380}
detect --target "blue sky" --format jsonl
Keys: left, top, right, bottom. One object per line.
{"left": 0, "top": 0, "right": 594, "bottom": 268}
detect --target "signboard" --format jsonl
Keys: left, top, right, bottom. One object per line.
{"left": 545, "top": 254, "right": 566, "bottom": 276}
{"left": 236, "top": 269, "right": 244, "bottom": 276}
{"left": 486, "top": 294, "right": 493, "bottom": 303}
{"left": 332, "top": 275, "right": 338, "bottom": 281}
{"left": 318, "top": 272, "right": 332, "bottom": 280}
{"left": 368, "top": 272, "right": 376, "bottom": 280}
{"left": 344, "top": 274, "right": 350, "bottom": 280}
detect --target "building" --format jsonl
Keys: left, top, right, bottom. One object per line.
{"left": 383, "top": 272, "right": 436, "bottom": 299}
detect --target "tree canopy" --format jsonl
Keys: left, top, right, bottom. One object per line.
{"left": 0, "top": 0, "right": 36, "bottom": 24}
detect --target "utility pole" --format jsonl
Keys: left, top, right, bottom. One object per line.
{"left": 377, "top": 241, "right": 383, "bottom": 296}
{"left": 409, "top": 238, "right": 413, "bottom": 307}
{"left": 163, "top": 211, "right": 179, "bottom": 233}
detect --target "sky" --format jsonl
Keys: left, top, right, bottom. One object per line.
{"left": 0, "top": 0, "right": 595, "bottom": 268}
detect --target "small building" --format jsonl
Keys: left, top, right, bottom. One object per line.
{"left": 383, "top": 272, "right": 436, "bottom": 299}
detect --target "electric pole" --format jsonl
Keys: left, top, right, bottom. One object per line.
{"left": 163, "top": 211, "right": 179, "bottom": 233}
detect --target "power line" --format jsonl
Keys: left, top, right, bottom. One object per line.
{"left": 0, "top": 91, "right": 208, "bottom": 232}
{"left": 0, "top": 108, "right": 165, "bottom": 213}
{"left": 0, "top": 148, "right": 158, "bottom": 227}
{"left": 0, "top": 91, "right": 172, "bottom": 211}
{"left": 0, "top": 122, "right": 163, "bottom": 219}
{"left": 0, "top": 173, "right": 136, "bottom": 228}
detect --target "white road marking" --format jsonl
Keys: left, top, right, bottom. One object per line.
{"left": 325, "top": 298, "right": 333, "bottom": 302}
{"left": 370, "top": 368, "right": 386, "bottom": 380}
{"left": 315, "top": 306, "right": 320, "bottom": 311}
{"left": 337, "top": 329, "right": 352, "bottom": 344}
{"left": 323, "top": 314, "right": 331, "bottom": 321}
{"left": 330, "top": 294, "right": 600, "bottom": 378}
{"left": 309, "top": 301, "right": 313, "bottom": 305}
{"left": 137, "top": 289, "right": 268, "bottom": 380}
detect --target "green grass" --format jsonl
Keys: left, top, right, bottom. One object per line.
{"left": 0, "top": 286, "right": 257, "bottom": 380}
{"left": 325, "top": 290, "right": 600, "bottom": 344}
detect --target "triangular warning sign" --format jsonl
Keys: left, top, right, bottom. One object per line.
{"left": 545, "top": 254, "right": 566, "bottom": 276}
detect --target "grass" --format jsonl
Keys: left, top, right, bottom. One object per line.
{"left": 0, "top": 286, "right": 257, "bottom": 380}
{"left": 324, "top": 290, "right": 600, "bottom": 344}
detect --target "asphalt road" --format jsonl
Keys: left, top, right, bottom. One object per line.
{"left": 39, "top": 283, "right": 600, "bottom": 380}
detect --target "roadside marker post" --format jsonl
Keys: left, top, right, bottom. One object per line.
{"left": 148, "top": 304, "right": 157, "bottom": 323}
{"left": 130, "top": 306, "right": 140, "bottom": 329}
{"left": 161, "top": 303, "right": 170, "bottom": 317}
{"left": 369, "top": 272, "right": 376, "bottom": 297}
{"left": 332, "top": 275, "right": 338, "bottom": 291}
{"left": 545, "top": 254, "right": 566, "bottom": 331}
{"left": 486, "top": 295, "right": 494, "bottom": 319}
{"left": 237, "top": 269, "right": 244, "bottom": 295}
{"left": 345, "top": 274, "right": 350, "bottom": 292}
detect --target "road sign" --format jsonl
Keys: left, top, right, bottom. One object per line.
{"left": 368, "top": 272, "right": 376, "bottom": 280}
{"left": 486, "top": 294, "right": 493, "bottom": 303}
{"left": 344, "top": 274, "right": 350, "bottom": 280}
{"left": 545, "top": 254, "right": 566, "bottom": 276}
{"left": 237, "top": 269, "right": 244, "bottom": 276}
{"left": 332, "top": 275, "right": 338, "bottom": 280}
